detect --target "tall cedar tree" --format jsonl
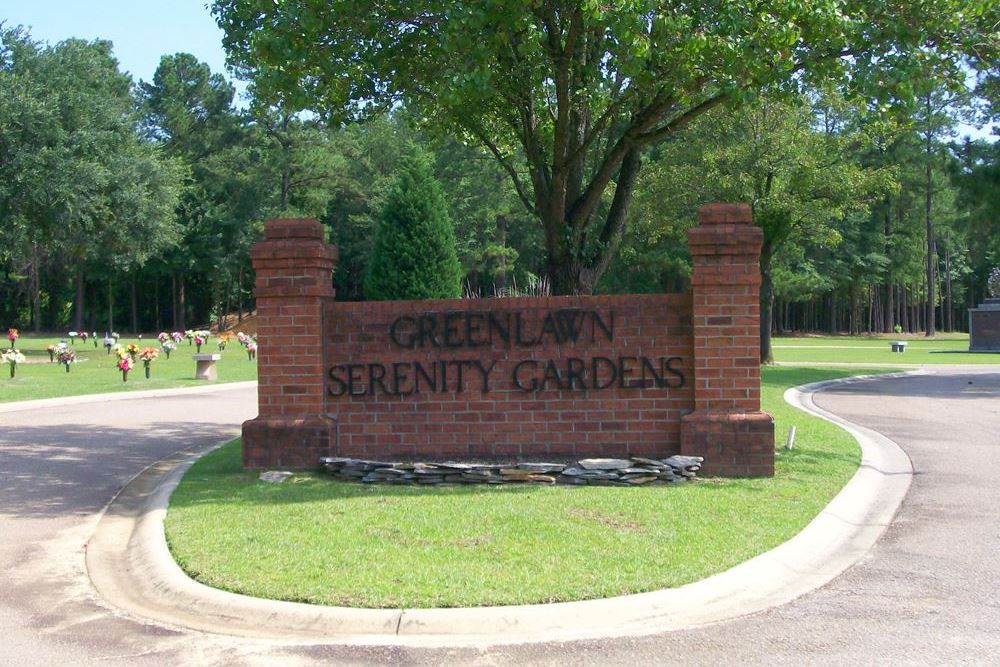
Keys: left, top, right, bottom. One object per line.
{"left": 363, "top": 155, "right": 463, "bottom": 300}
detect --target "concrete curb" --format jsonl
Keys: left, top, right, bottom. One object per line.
{"left": 0, "top": 381, "right": 258, "bottom": 414}
{"left": 84, "top": 373, "right": 914, "bottom": 647}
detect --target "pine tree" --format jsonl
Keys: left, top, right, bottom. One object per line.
{"left": 364, "top": 153, "right": 463, "bottom": 300}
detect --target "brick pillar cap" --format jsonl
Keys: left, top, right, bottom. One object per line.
{"left": 264, "top": 218, "right": 325, "bottom": 241}
{"left": 699, "top": 203, "right": 752, "bottom": 225}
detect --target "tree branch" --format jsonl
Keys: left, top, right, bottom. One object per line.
{"left": 461, "top": 120, "right": 537, "bottom": 214}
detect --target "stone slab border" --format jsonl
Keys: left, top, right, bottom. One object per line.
{"left": 84, "top": 373, "right": 914, "bottom": 647}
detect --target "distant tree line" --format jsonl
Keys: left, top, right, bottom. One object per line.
{"left": 1, "top": 14, "right": 998, "bottom": 363}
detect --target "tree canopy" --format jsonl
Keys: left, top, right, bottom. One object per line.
{"left": 213, "top": 0, "right": 996, "bottom": 294}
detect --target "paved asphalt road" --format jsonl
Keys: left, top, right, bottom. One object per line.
{"left": 1, "top": 368, "right": 998, "bottom": 666}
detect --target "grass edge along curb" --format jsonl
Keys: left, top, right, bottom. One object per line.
{"left": 164, "top": 366, "right": 887, "bottom": 609}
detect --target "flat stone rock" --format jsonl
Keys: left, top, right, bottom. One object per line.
{"left": 631, "top": 457, "right": 667, "bottom": 467}
{"left": 516, "top": 462, "right": 567, "bottom": 473}
{"left": 319, "top": 457, "right": 354, "bottom": 466}
{"left": 577, "top": 458, "right": 632, "bottom": 470}
{"left": 259, "top": 471, "right": 293, "bottom": 484}
{"left": 663, "top": 455, "right": 704, "bottom": 469}
{"left": 623, "top": 475, "right": 658, "bottom": 485}
{"left": 436, "top": 462, "right": 476, "bottom": 471}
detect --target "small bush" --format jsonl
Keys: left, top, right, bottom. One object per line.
{"left": 364, "top": 153, "right": 463, "bottom": 300}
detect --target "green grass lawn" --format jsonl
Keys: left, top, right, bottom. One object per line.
{"left": 165, "top": 366, "right": 885, "bottom": 609}
{"left": 773, "top": 333, "right": 999, "bottom": 365}
{"left": 0, "top": 334, "right": 257, "bottom": 403}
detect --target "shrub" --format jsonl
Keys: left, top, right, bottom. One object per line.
{"left": 363, "top": 153, "right": 462, "bottom": 300}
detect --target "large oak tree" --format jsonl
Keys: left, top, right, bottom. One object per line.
{"left": 214, "top": 1, "right": 992, "bottom": 295}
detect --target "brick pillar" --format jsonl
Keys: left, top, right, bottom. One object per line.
{"left": 681, "top": 204, "right": 775, "bottom": 477}
{"left": 241, "top": 219, "right": 338, "bottom": 469}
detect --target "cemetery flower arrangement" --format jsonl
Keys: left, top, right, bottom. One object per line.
{"left": 2, "top": 349, "right": 25, "bottom": 378}
{"left": 68, "top": 331, "right": 78, "bottom": 344}
{"left": 48, "top": 341, "right": 68, "bottom": 362}
{"left": 57, "top": 348, "right": 76, "bottom": 372}
{"left": 171, "top": 331, "right": 183, "bottom": 343}
{"left": 158, "top": 332, "right": 169, "bottom": 344}
{"left": 184, "top": 330, "right": 194, "bottom": 344}
{"left": 236, "top": 331, "right": 248, "bottom": 345}
{"left": 116, "top": 354, "right": 134, "bottom": 381}
{"left": 194, "top": 334, "right": 205, "bottom": 352}
{"left": 989, "top": 267, "right": 1000, "bottom": 298}
{"left": 246, "top": 340, "right": 257, "bottom": 360}
{"left": 217, "top": 333, "right": 230, "bottom": 350}
{"left": 7, "top": 328, "right": 18, "bottom": 348}
{"left": 139, "top": 347, "right": 159, "bottom": 378}
{"left": 126, "top": 343, "right": 140, "bottom": 360}
{"left": 80, "top": 331, "right": 88, "bottom": 342}
{"left": 161, "top": 340, "right": 176, "bottom": 358}
{"left": 111, "top": 331, "right": 120, "bottom": 341}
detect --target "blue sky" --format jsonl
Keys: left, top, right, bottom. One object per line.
{"left": 2, "top": 1, "right": 238, "bottom": 89}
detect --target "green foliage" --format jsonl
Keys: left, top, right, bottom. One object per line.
{"left": 213, "top": 0, "right": 992, "bottom": 294}
{"left": 363, "top": 153, "right": 463, "bottom": 300}
{"left": 0, "top": 28, "right": 182, "bottom": 330}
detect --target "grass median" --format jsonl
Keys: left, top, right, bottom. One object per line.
{"left": 164, "top": 365, "right": 887, "bottom": 609}
{"left": 0, "top": 334, "right": 257, "bottom": 403}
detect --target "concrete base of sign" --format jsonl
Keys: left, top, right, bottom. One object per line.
{"left": 192, "top": 353, "right": 221, "bottom": 380}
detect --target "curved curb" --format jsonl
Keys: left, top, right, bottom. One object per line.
{"left": 85, "top": 373, "right": 914, "bottom": 647}
{"left": 0, "top": 381, "right": 257, "bottom": 414}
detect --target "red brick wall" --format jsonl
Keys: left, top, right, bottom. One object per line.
{"left": 242, "top": 204, "right": 775, "bottom": 476}
{"left": 242, "top": 219, "right": 338, "bottom": 468}
{"left": 324, "top": 295, "right": 694, "bottom": 460}
{"left": 681, "top": 204, "right": 774, "bottom": 476}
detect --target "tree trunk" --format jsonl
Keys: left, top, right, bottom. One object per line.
{"left": 828, "top": 291, "right": 837, "bottom": 334}
{"left": 237, "top": 266, "right": 244, "bottom": 323}
{"left": 107, "top": 276, "right": 114, "bottom": 333}
{"left": 174, "top": 273, "right": 186, "bottom": 330}
{"left": 30, "top": 244, "right": 41, "bottom": 333}
{"left": 901, "top": 285, "right": 909, "bottom": 333}
{"left": 171, "top": 274, "right": 177, "bottom": 330}
{"left": 74, "top": 270, "right": 86, "bottom": 332}
{"left": 495, "top": 215, "right": 508, "bottom": 295}
{"left": 759, "top": 247, "right": 775, "bottom": 363}
{"left": 222, "top": 273, "right": 232, "bottom": 331}
{"left": 924, "top": 95, "right": 937, "bottom": 338}
{"left": 154, "top": 276, "right": 160, "bottom": 332}
{"left": 944, "top": 242, "right": 953, "bottom": 331}
{"left": 130, "top": 272, "right": 139, "bottom": 334}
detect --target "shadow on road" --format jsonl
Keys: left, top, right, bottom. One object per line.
{"left": 0, "top": 421, "right": 240, "bottom": 520}
{"left": 819, "top": 370, "right": 1000, "bottom": 400}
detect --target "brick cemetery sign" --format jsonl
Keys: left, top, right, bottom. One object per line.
{"left": 242, "top": 203, "right": 775, "bottom": 477}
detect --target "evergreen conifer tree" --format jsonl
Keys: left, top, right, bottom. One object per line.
{"left": 364, "top": 153, "right": 463, "bottom": 300}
